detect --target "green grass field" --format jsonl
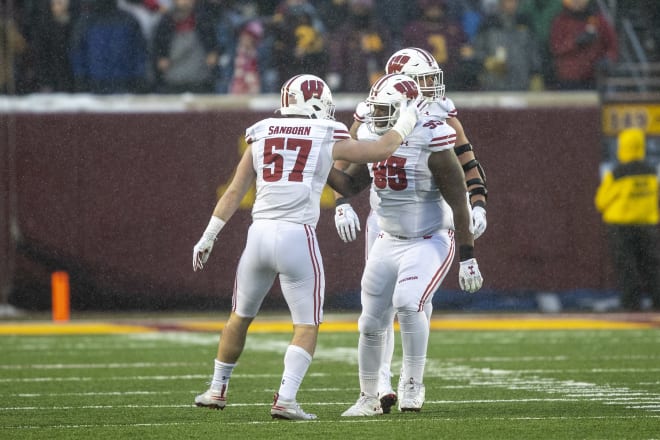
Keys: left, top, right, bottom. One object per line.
{"left": 1, "top": 315, "right": 659, "bottom": 439}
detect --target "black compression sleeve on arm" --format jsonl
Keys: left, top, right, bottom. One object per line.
{"left": 459, "top": 245, "right": 474, "bottom": 261}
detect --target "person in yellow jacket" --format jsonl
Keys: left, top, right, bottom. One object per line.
{"left": 595, "top": 127, "right": 660, "bottom": 311}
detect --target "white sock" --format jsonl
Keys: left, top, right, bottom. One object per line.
{"left": 378, "top": 324, "right": 395, "bottom": 394}
{"left": 211, "top": 359, "right": 236, "bottom": 394}
{"left": 278, "top": 345, "right": 312, "bottom": 401}
{"left": 397, "top": 310, "right": 428, "bottom": 383}
{"left": 358, "top": 330, "right": 385, "bottom": 397}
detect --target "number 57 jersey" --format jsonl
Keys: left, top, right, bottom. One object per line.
{"left": 245, "top": 117, "right": 351, "bottom": 227}
{"left": 360, "top": 115, "right": 457, "bottom": 238}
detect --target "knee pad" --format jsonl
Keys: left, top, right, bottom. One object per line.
{"left": 396, "top": 309, "right": 422, "bottom": 325}
{"left": 393, "top": 293, "right": 421, "bottom": 314}
{"left": 358, "top": 312, "right": 388, "bottom": 334}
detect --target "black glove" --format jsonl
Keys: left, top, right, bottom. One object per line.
{"left": 575, "top": 31, "right": 597, "bottom": 47}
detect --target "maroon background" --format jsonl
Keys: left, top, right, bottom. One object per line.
{"left": 2, "top": 106, "right": 616, "bottom": 310}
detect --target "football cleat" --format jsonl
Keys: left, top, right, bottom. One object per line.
{"left": 398, "top": 377, "right": 425, "bottom": 412}
{"left": 270, "top": 393, "right": 317, "bottom": 420}
{"left": 341, "top": 392, "right": 384, "bottom": 417}
{"left": 378, "top": 391, "right": 398, "bottom": 414}
{"left": 194, "top": 386, "right": 227, "bottom": 410}
{"left": 396, "top": 370, "right": 405, "bottom": 397}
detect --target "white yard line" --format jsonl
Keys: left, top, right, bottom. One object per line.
{"left": 2, "top": 414, "right": 659, "bottom": 431}
{"left": 1, "top": 333, "right": 659, "bottom": 424}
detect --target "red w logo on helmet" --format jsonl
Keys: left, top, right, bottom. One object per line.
{"left": 300, "top": 80, "right": 325, "bottom": 102}
{"left": 394, "top": 80, "right": 419, "bottom": 99}
{"left": 387, "top": 55, "right": 411, "bottom": 74}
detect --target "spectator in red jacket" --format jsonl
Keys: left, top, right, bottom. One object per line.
{"left": 549, "top": 0, "right": 617, "bottom": 90}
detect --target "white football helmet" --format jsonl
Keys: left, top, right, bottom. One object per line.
{"left": 279, "top": 74, "right": 335, "bottom": 120}
{"left": 385, "top": 47, "right": 445, "bottom": 100}
{"left": 366, "top": 73, "right": 421, "bottom": 135}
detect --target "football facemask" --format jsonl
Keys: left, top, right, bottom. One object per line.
{"left": 366, "top": 73, "right": 421, "bottom": 135}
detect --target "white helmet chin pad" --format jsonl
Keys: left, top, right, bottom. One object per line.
{"left": 279, "top": 74, "right": 335, "bottom": 120}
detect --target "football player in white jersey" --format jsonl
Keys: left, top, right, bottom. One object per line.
{"left": 191, "top": 74, "right": 424, "bottom": 420}
{"left": 333, "top": 47, "right": 488, "bottom": 413}
{"left": 327, "top": 73, "right": 483, "bottom": 417}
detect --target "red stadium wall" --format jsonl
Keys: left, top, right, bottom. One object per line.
{"left": 2, "top": 105, "right": 615, "bottom": 310}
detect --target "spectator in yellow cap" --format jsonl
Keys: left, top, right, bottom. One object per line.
{"left": 595, "top": 128, "right": 660, "bottom": 311}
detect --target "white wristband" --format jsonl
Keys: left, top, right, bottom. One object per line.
{"left": 391, "top": 105, "right": 417, "bottom": 139}
{"left": 202, "top": 216, "right": 226, "bottom": 240}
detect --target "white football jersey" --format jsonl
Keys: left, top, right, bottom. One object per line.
{"left": 246, "top": 117, "right": 350, "bottom": 226}
{"left": 358, "top": 114, "right": 457, "bottom": 237}
{"left": 425, "top": 96, "right": 457, "bottom": 120}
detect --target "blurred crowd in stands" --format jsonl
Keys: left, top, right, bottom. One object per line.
{"left": 1, "top": 0, "right": 659, "bottom": 95}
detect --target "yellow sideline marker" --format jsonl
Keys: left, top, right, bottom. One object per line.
{"left": 0, "top": 322, "right": 155, "bottom": 335}
{"left": 180, "top": 316, "right": 652, "bottom": 333}
{"left": 428, "top": 317, "right": 652, "bottom": 330}
{"left": 0, "top": 316, "right": 654, "bottom": 335}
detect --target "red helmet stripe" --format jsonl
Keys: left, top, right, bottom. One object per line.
{"left": 372, "top": 74, "right": 391, "bottom": 92}
{"left": 281, "top": 75, "right": 302, "bottom": 108}
{"left": 413, "top": 47, "right": 435, "bottom": 66}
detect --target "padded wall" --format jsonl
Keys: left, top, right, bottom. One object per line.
{"left": 3, "top": 106, "right": 616, "bottom": 310}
